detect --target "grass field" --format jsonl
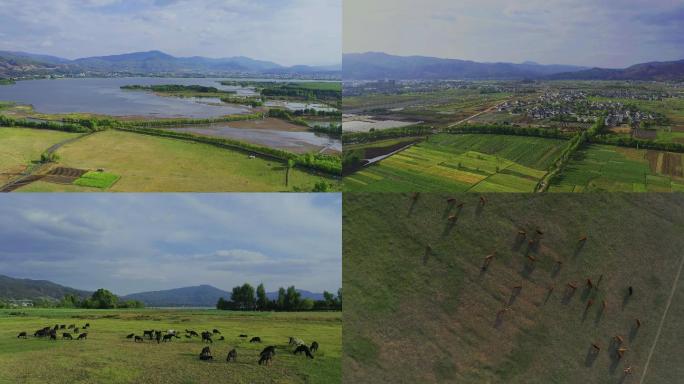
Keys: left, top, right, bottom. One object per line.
{"left": 343, "top": 193, "right": 684, "bottom": 383}
{"left": 72, "top": 171, "right": 120, "bottom": 189}
{"left": 12, "top": 130, "right": 337, "bottom": 192}
{"left": 344, "top": 134, "right": 566, "bottom": 192}
{"left": 0, "top": 127, "right": 81, "bottom": 185}
{"left": 0, "top": 308, "right": 341, "bottom": 384}
{"left": 549, "top": 145, "right": 684, "bottom": 192}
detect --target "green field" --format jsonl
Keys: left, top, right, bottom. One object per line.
{"left": 549, "top": 144, "right": 684, "bottom": 192}
{"left": 11, "top": 129, "right": 337, "bottom": 192}
{"left": 73, "top": 171, "right": 120, "bottom": 189}
{"left": 0, "top": 308, "right": 341, "bottom": 384}
{"left": 344, "top": 134, "right": 566, "bottom": 192}
{"left": 343, "top": 193, "right": 684, "bottom": 383}
{"left": 0, "top": 127, "right": 81, "bottom": 185}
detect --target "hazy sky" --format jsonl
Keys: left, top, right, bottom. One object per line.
{"left": 0, "top": 0, "right": 341, "bottom": 66}
{"left": 0, "top": 194, "right": 341, "bottom": 295}
{"left": 344, "top": 0, "right": 684, "bottom": 68}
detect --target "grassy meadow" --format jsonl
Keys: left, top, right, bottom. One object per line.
{"left": 0, "top": 308, "right": 341, "bottom": 384}
{"left": 344, "top": 134, "right": 566, "bottom": 192}
{"left": 0, "top": 127, "right": 81, "bottom": 185}
{"left": 343, "top": 193, "right": 684, "bottom": 383}
{"left": 549, "top": 144, "right": 684, "bottom": 192}
{"left": 7, "top": 129, "right": 337, "bottom": 192}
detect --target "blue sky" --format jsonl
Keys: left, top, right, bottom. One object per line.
{"left": 0, "top": 0, "right": 341, "bottom": 66}
{"left": 344, "top": 0, "right": 684, "bottom": 68}
{"left": 0, "top": 194, "right": 341, "bottom": 295}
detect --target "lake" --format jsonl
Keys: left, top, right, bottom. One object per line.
{"left": 0, "top": 77, "right": 254, "bottom": 118}
{"left": 165, "top": 122, "right": 342, "bottom": 154}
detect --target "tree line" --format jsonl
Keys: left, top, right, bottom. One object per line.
{"left": 216, "top": 283, "right": 341, "bottom": 312}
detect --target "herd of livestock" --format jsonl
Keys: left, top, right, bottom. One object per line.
{"left": 16, "top": 323, "right": 320, "bottom": 367}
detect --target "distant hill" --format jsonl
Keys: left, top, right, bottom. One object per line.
{"left": 122, "top": 285, "right": 325, "bottom": 307}
{"left": 342, "top": 52, "right": 587, "bottom": 80}
{"left": 0, "top": 275, "right": 90, "bottom": 301}
{"left": 549, "top": 59, "right": 684, "bottom": 81}
{"left": 0, "top": 50, "right": 340, "bottom": 78}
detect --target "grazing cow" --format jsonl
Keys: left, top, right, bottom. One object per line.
{"left": 202, "top": 332, "right": 213, "bottom": 344}
{"left": 53, "top": 325, "right": 59, "bottom": 331}
{"left": 578, "top": 235, "right": 587, "bottom": 242}
{"left": 226, "top": 348, "right": 237, "bottom": 362}
{"left": 77, "top": 333, "right": 88, "bottom": 340}
{"left": 212, "top": 329, "right": 221, "bottom": 334}
{"left": 591, "top": 343, "right": 601, "bottom": 352}
{"left": 586, "top": 279, "right": 593, "bottom": 288}
{"left": 49, "top": 331, "right": 57, "bottom": 341}
{"left": 17, "top": 332, "right": 27, "bottom": 339}
{"left": 310, "top": 341, "right": 319, "bottom": 353}
{"left": 143, "top": 330, "right": 154, "bottom": 340}
{"left": 614, "top": 335, "right": 624, "bottom": 344}
{"left": 134, "top": 336, "right": 144, "bottom": 343}
{"left": 162, "top": 334, "right": 173, "bottom": 342}
{"left": 294, "top": 345, "right": 314, "bottom": 359}
{"left": 84, "top": 323, "right": 90, "bottom": 329}
{"left": 250, "top": 336, "right": 262, "bottom": 343}
{"left": 259, "top": 346, "right": 276, "bottom": 366}
{"left": 126, "top": 333, "right": 135, "bottom": 339}
{"left": 628, "top": 286, "right": 634, "bottom": 296}
{"left": 62, "top": 333, "right": 73, "bottom": 340}
{"left": 188, "top": 330, "right": 199, "bottom": 337}
{"left": 479, "top": 196, "right": 487, "bottom": 206}
{"left": 199, "top": 346, "right": 213, "bottom": 361}
{"left": 289, "top": 337, "right": 304, "bottom": 346}
{"left": 219, "top": 336, "right": 225, "bottom": 341}
{"left": 635, "top": 319, "right": 642, "bottom": 328}
{"left": 239, "top": 334, "right": 248, "bottom": 338}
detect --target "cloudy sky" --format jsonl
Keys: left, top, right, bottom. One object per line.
{"left": 344, "top": 0, "right": 684, "bottom": 68}
{"left": 0, "top": 0, "right": 341, "bottom": 66}
{"left": 0, "top": 194, "right": 341, "bottom": 295}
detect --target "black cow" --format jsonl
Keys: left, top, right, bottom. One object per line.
{"left": 188, "top": 330, "right": 199, "bottom": 337}
{"left": 134, "top": 336, "right": 144, "bottom": 343}
{"left": 77, "top": 333, "right": 88, "bottom": 340}
{"left": 143, "top": 330, "right": 154, "bottom": 339}
{"left": 250, "top": 336, "right": 261, "bottom": 343}
{"left": 199, "top": 346, "right": 213, "bottom": 361}
{"left": 294, "top": 345, "right": 314, "bottom": 359}
{"left": 126, "top": 333, "right": 135, "bottom": 339}
{"left": 212, "top": 329, "right": 221, "bottom": 334}
{"left": 62, "top": 333, "right": 73, "bottom": 340}
{"left": 49, "top": 331, "right": 57, "bottom": 341}
{"left": 162, "top": 334, "right": 173, "bottom": 342}
{"left": 84, "top": 323, "right": 90, "bottom": 329}
{"left": 226, "top": 348, "right": 237, "bottom": 362}
{"left": 17, "top": 332, "right": 27, "bottom": 339}
{"left": 258, "top": 346, "right": 276, "bottom": 366}
{"left": 239, "top": 334, "right": 248, "bottom": 338}
{"left": 310, "top": 341, "right": 319, "bottom": 353}
{"left": 218, "top": 336, "right": 225, "bottom": 341}
{"left": 202, "top": 332, "right": 213, "bottom": 344}
{"left": 59, "top": 325, "right": 66, "bottom": 329}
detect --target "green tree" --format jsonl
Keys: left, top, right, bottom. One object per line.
{"left": 256, "top": 283, "right": 268, "bottom": 311}
{"left": 89, "top": 288, "right": 119, "bottom": 309}
{"left": 277, "top": 287, "right": 286, "bottom": 310}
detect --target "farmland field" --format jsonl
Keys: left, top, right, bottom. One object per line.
{"left": 343, "top": 193, "right": 684, "bottom": 383}
{"left": 11, "top": 130, "right": 338, "bottom": 192}
{"left": 344, "top": 134, "right": 566, "bottom": 192}
{"left": 0, "top": 308, "right": 341, "bottom": 384}
{"left": 549, "top": 144, "right": 684, "bottom": 192}
{"left": 0, "top": 127, "right": 80, "bottom": 186}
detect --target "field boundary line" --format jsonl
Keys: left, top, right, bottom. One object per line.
{"left": 639, "top": 249, "right": 684, "bottom": 384}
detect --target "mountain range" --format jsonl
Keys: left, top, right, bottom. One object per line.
{"left": 0, "top": 50, "right": 340, "bottom": 78}
{"left": 0, "top": 275, "right": 325, "bottom": 307}
{"left": 343, "top": 52, "right": 684, "bottom": 81}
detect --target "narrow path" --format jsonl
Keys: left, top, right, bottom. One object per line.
{"left": 0, "top": 130, "right": 95, "bottom": 192}
{"left": 639, "top": 249, "right": 684, "bottom": 384}
{"left": 447, "top": 100, "right": 510, "bottom": 128}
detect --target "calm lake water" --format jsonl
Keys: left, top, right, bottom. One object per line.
{"left": 166, "top": 123, "right": 342, "bottom": 154}
{"left": 0, "top": 77, "right": 253, "bottom": 118}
